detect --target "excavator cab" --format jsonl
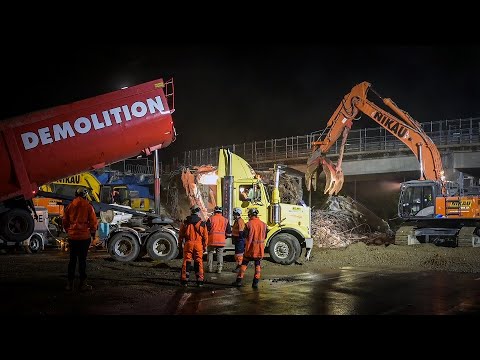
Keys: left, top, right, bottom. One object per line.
{"left": 398, "top": 180, "right": 440, "bottom": 219}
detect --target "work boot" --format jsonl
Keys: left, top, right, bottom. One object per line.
{"left": 65, "top": 280, "right": 74, "bottom": 292}
{"left": 252, "top": 279, "right": 259, "bottom": 289}
{"left": 180, "top": 280, "right": 188, "bottom": 287}
{"left": 79, "top": 281, "right": 93, "bottom": 292}
{"left": 196, "top": 280, "right": 204, "bottom": 287}
{"left": 232, "top": 278, "right": 243, "bottom": 287}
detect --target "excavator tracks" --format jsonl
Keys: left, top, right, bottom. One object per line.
{"left": 457, "top": 227, "right": 478, "bottom": 247}
{"left": 395, "top": 226, "right": 416, "bottom": 245}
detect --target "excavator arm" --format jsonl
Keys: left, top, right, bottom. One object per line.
{"left": 306, "top": 81, "right": 445, "bottom": 195}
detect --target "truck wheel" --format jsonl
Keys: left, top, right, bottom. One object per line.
{"left": 268, "top": 233, "right": 299, "bottom": 265}
{"left": 108, "top": 232, "right": 141, "bottom": 262}
{"left": 146, "top": 232, "right": 178, "bottom": 261}
{"left": 24, "top": 234, "right": 43, "bottom": 254}
{"left": 0, "top": 209, "right": 35, "bottom": 242}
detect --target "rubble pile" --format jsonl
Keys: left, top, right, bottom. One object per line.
{"left": 312, "top": 196, "right": 393, "bottom": 248}
{"left": 161, "top": 166, "right": 216, "bottom": 222}
{"left": 256, "top": 170, "right": 303, "bottom": 204}
{"left": 161, "top": 169, "right": 191, "bottom": 222}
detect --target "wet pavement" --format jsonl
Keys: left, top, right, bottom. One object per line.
{"left": 169, "top": 269, "right": 480, "bottom": 315}
{"left": 1, "top": 250, "right": 480, "bottom": 315}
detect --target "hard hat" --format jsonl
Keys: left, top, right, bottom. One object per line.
{"left": 214, "top": 206, "right": 223, "bottom": 213}
{"left": 75, "top": 187, "right": 88, "bottom": 198}
{"left": 190, "top": 205, "right": 200, "bottom": 214}
{"left": 233, "top": 207, "right": 242, "bottom": 216}
{"left": 248, "top": 208, "right": 259, "bottom": 217}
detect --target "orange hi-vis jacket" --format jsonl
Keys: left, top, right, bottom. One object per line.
{"left": 179, "top": 215, "right": 208, "bottom": 248}
{"left": 232, "top": 217, "right": 245, "bottom": 239}
{"left": 244, "top": 216, "right": 267, "bottom": 259}
{"left": 206, "top": 213, "right": 231, "bottom": 247}
{"left": 63, "top": 197, "right": 98, "bottom": 240}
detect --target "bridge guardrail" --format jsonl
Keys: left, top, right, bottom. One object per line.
{"left": 178, "top": 118, "right": 480, "bottom": 168}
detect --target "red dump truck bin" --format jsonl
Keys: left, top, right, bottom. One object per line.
{"left": 0, "top": 78, "right": 176, "bottom": 242}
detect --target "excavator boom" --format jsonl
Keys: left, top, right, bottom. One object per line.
{"left": 306, "top": 81, "right": 445, "bottom": 195}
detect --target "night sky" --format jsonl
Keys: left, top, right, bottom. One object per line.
{"left": 2, "top": 44, "right": 480, "bottom": 159}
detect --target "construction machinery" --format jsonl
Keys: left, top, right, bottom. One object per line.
{"left": 37, "top": 172, "right": 153, "bottom": 211}
{"left": 306, "top": 81, "right": 480, "bottom": 247}
{"left": 33, "top": 189, "right": 180, "bottom": 262}
{"left": 182, "top": 149, "right": 313, "bottom": 264}
{"left": 0, "top": 78, "right": 176, "bottom": 243}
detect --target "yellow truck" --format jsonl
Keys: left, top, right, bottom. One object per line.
{"left": 185, "top": 149, "right": 313, "bottom": 265}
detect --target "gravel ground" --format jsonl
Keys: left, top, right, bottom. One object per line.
{"left": 302, "top": 242, "right": 480, "bottom": 273}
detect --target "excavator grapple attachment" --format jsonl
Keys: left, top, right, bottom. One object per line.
{"left": 306, "top": 149, "right": 345, "bottom": 195}
{"left": 321, "top": 157, "right": 344, "bottom": 195}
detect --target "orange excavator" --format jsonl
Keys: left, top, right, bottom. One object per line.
{"left": 306, "top": 81, "right": 480, "bottom": 247}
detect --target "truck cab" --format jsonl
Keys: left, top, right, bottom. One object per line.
{"left": 217, "top": 149, "right": 313, "bottom": 265}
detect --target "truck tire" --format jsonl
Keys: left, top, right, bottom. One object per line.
{"left": 0, "top": 209, "right": 35, "bottom": 242}
{"left": 108, "top": 232, "right": 141, "bottom": 262}
{"left": 268, "top": 233, "right": 300, "bottom": 265}
{"left": 24, "top": 234, "right": 43, "bottom": 254}
{"left": 146, "top": 232, "right": 178, "bottom": 261}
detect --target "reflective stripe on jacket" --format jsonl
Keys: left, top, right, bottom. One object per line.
{"left": 243, "top": 216, "right": 267, "bottom": 258}
{"left": 206, "top": 213, "right": 230, "bottom": 247}
{"left": 62, "top": 197, "right": 98, "bottom": 240}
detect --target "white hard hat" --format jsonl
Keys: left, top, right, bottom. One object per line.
{"left": 233, "top": 207, "right": 242, "bottom": 216}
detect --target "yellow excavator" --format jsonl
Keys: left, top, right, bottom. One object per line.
{"left": 36, "top": 172, "right": 153, "bottom": 211}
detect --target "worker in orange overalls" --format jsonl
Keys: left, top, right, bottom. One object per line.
{"left": 231, "top": 207, "right": 246, "bottom": 273}
{"left": 179, "top": 205, "right": 208, "bottom": 287}
{"left": 62, "top": 187, "right": 98, "bottom": 292}
{"left": 233, "top": 208, "right": 267, "bottom": 289}
{"left": 206, "top": 206, "right": 232, "bottom": 274}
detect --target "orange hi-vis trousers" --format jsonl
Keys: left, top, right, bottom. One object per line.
{"left": 181, "top": 241, "right": 204, "bottom": 281}
{"left": 237, "top": 258, "right": 261, "bottom": 280}
{"left": 233, "top": 235, "right": 245, "bottom": 266}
